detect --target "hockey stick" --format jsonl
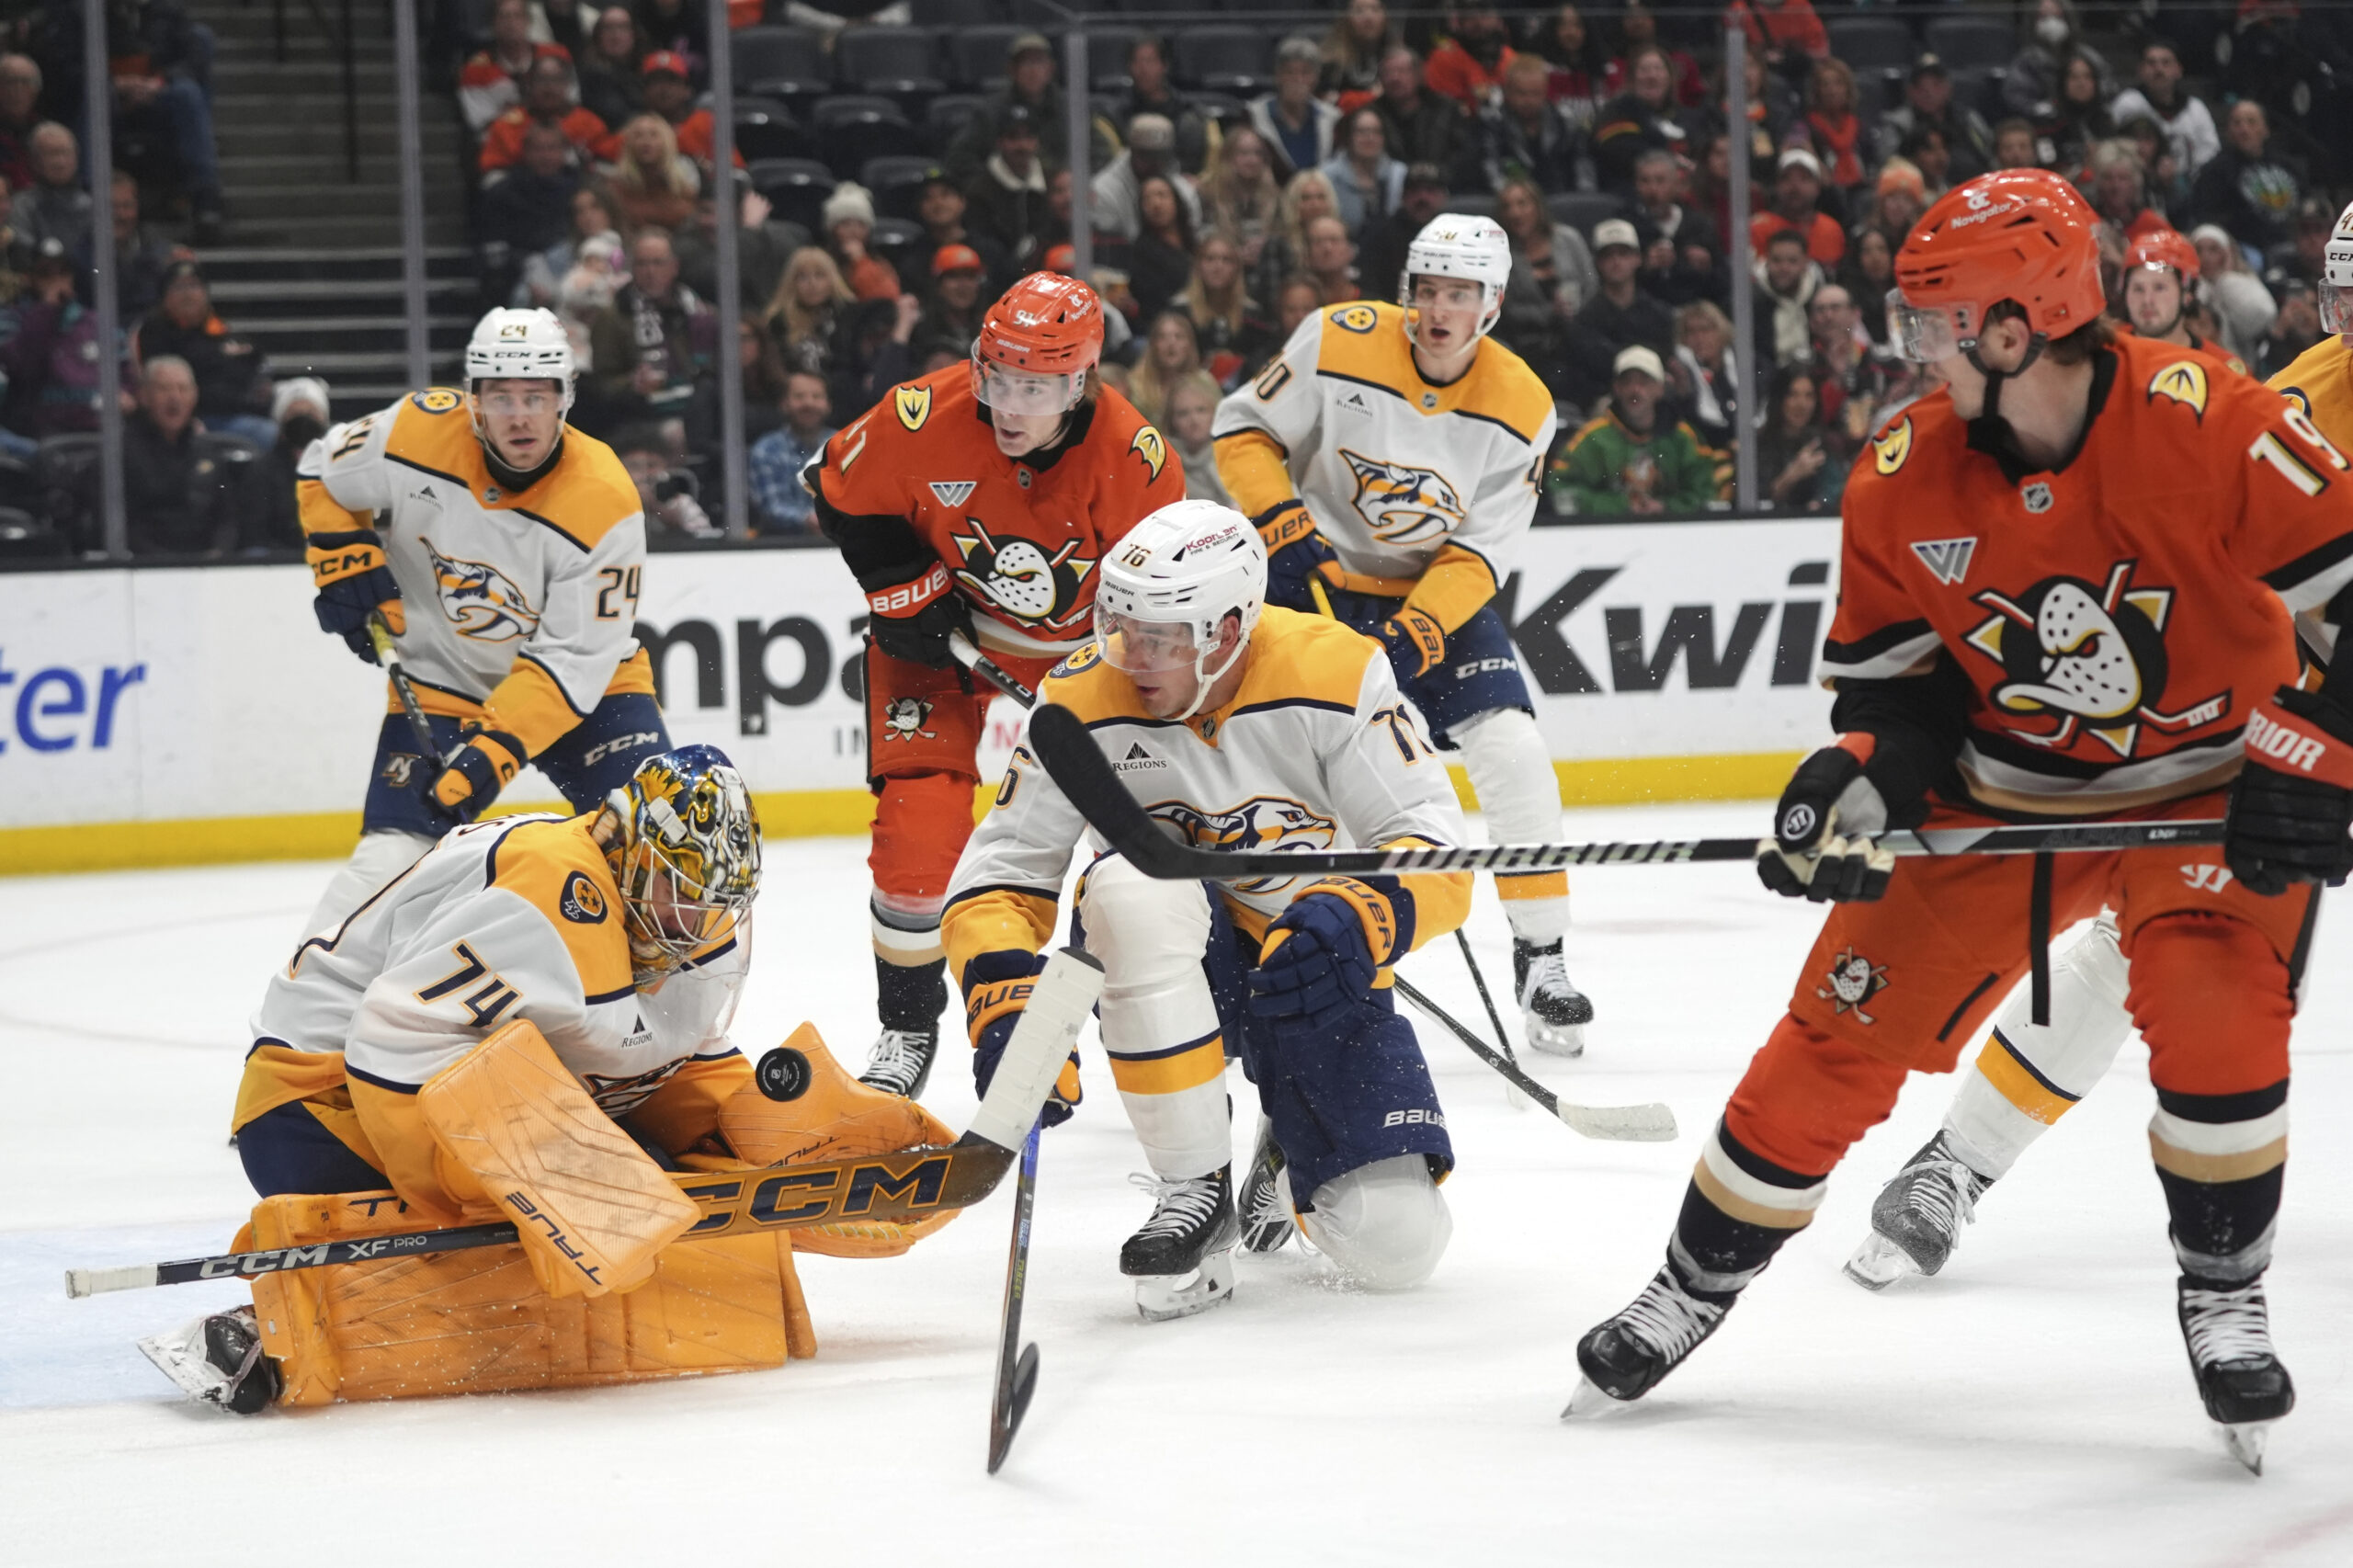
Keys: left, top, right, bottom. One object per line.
{"left": 1454, "top": 929, "right": 1528, "bottom": 1109}
{"left": 1392, "top": 976, "right": 1677, "bottom": 1142}
{"left": 1026, "top": 702, "right": 2225, "bottom": 882}
{"left": 368, "top": 613, "right": 448, "bottom": 763}
{"left": 66, "top": 949, "right": 1108, "bottom": 1300}
{"left": 986, "top": 1125, "right": 1043, "bottom": 1475}
{"left": 950, "top": 631, "right": 1036, "bottom": 710}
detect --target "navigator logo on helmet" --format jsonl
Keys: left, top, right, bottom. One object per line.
{"left": 464, "top": 305, "right": 577, "bottom": 437}
{"left": 2321, "top": 199, "right": 2353, "bottom": 339}
{"left": 598, "top": 744, "right": 763, "bottom": 983}
{"left": 1092, "top": 499, "right": 1267, "bottom": 722}
{"left": 972, "top": 271, "right": 1106, "bottom": 416}
{"left": 1399, "top": 214, "right": 1511, "bottom": 346}
{"left": 1888, "top": 169, "right": 2105, "bottom": 378}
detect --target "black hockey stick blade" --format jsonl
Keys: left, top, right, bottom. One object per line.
{"left": 1394, "top": 976, "right": 1676, "bottom": 1142}
{"left": 988, "top": 1125, "right": 1044, "bottom": 1475}
{"left": 992, "top": 1343, "right": 1040, "bottom": 1474}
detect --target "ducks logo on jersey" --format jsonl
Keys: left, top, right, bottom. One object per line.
{"left": 1153, "top": 795, "right": 1336, "bottom": 892}
{"left": 881, "top": 696, "right": 938, "bottom": 741}
{"left": 1340, "top": 449, "right": 1467, "bottom": 546}
{"left": 426, "top": 540, "right": 541, "bottom": 642}
{"left": 950, "top": 518, "right": 1097, "bottom": 629}
{"left": 1963, "top": 560, "right": 2230, "bottom": 756}
{"left": 1816, "top": 947, "right": 1889, "bottom": 1025}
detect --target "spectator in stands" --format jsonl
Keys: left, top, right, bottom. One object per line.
{"left": 947, "top": 33, "right": 1092, "bottom": 189}
{"left": 2256, "top": 280, "right": 2322, "bottom": 382}
{"left": 1321, "top": 0, "right": 1398, "bottom": 101}
{"left": 2190, "top": 222, "right": 2280, "bottom": 364}
{"left": 122, "top": 355, "right": 241, "bottom": 554}
{"left": 1748, "top": 148, "right": 1840, "bottom": 267}
{"left": 640, "top": 51, "right": 732, "bottom": 171}
{"left": 632, "top": 0, "right": 707, "bottom": 74}
{"left": 1372, "top": 47, "right": 1470, "bottom": 177}
{"left": 2088, "top": 141, "right": 2168, "bottom": 244}
{"left": 2043, "top": 53, "right": 2116, "bottom": 177}
{"left": 1716, "top": 46, "right": 1795, "bottom": 176}
{"left": 915, "top": 244, "right": 988, "bottom": 357}
{"left": 1628, "top": 147, "right": 1720, "bottom": 306}
{"left": 1592, "top": 44, "right": 1684, "bottom": 196}
{"left": 134, "top": 261, "right": 271, "bottom": 448}
{"left": 89, "top": 170, "right": 181, "bottom": 321}
{"left": 1264, "top": 171, "right": 1340, "bottom": 297}
{"left": 520, "top": 185, "right": 621, "bottom": 311}
{"left": 1029, "top": 168, "right": 1078, "bottom": 276}
{"left": 1877, "top": 57, "right": 1991, "bottom": 183}
{"left": 1426, "top": 1, "right": 1518, "bottom": 113}
{"left": 1129, "top": 311, "right": 1202, "bottom": 427}
{"left": 1323, "top": 108, "right": 1402, "bottom": 240}
{"left": 88, "top": 0, "right": 226, "bottom": 241}
{"left": 911, "top": 169, "right": 1006, "bottom": 299}
{"left": 1670, "top": 299, "right": 1737, "bottom": 451}
{"left": 1113, "top": 38, "right": 1209, "bottom": 176}
{"left": 0, "top": 238, "right": 114, "bottom": 444}
{"left": 1897, "top": 126, "right": 1951, "bottom": 201}
{"left": 2272, "top": 197, "right": 2336, "bottom": 294}
{"left": 19, "top": 124, "right": 91, "bottom": 257}
{"left": 1862, "top": 159, "right": 1926, "bottom": 254}
{"left": 745, "top": 369, "right": 833, "bottom": 535}
{"left": 481, "top": 56, "right": 613, "bottom": 173}
{"left": 1756, "top": 364, "right": 1837, "bottom": 514}
{"left": 460, "top": 0, "right": 569, "bottom": 133}
{"left": 2110, "top": 40, "right": 2217, "bottom": 184}
{"left": 575, "top": 6, "right": 645, "bottom": 131}
{"left": 1752, "top": 226, "right": 1820, "bottom": 368}
{"left": 1272, "top": 274, "right": 1322, "bottom": 343}
{"left": 1534, "top": 6, "right": 1608, "bottom": 130}
{"left": 2120, "top": 114, "right": 2188, "bottom": 218}
{"left": 1095, "top": 114, "right": 1199, "bottom": 244}
{"left": 0, "top": 55, "right": 40, "bottom": 193}
{"left": 1799, "top": 58, "right": 1863, "bottom": 196}
{"left": 1357, "top": 162, "right": 1450, "bottom": 311}
{"left": 1496, "top": 167, "right": 1593, "bottom": 323}
{"left": 820, "top": 183, "right": 899, "bottom": 301}
{"left": 1129, "top": 176, "right": 1197, "bottom": 322}
{"left": 675, "top": 178, "right": 798, "bottom": 314}
{"left": 1991, "top": 118, "right": 2039, "bottom": 171}
{"left": 1303, "top": 216, "right": 1360, "bottom": 306}
{"left": 684, "top": 312, "right": 788, "bottom": 453}
{"left": 1837, "top": 224, "right": 1896, "bottom": 348}
{"left": 1548, "top": 344, "right": 1719, "bottom": 515}
{"left": 614, "top": 424, "right": 718, "bottom": 540}
{"left": 964, "top": 105, "right": 1051, "bottom": 264}
{"left": 1176, "top": 233, "right": 1270, "bottom": 385}
{"left": 1199, "top": 128, "right": 1283, "bottom": 280}
{"left": 588, "top": 227, "right": 711, "bottom": 431}
{"left": 2188, "top": 100, "right": 2303, "bottom": 261}
{"left": 1726, "top": 0, "right": 1826, "bottom": 88}
{"left": 1252, "top": 38, "right": 1342, "bottom": 183}
{"left": 607, "top": 112, "right": 700, "bottom": 232}
{"left": 1164, "top": 371, "right": 1229, "bottom": 505}
{"left": 1480, "top": 54, "right": 1584, "bottom": 195}
{"left": 1604, "top": 2, "right": 1705, "bottom": 108}
{"left": 0, "top": 175, "right": 29, "bottom": 295}
{"left": 1804, "top": 281, "right": 1885, "bottom": 454}
{"left": 240, "top": 376, "right": 329, "bottom": 554}
{"left": 481, "top": 122, "right": 583, "bottom": 300}
{"left": 1562, "top": 218, "right": 1675, "bottom": 411}
{"left": 2005, "top": 0, "right": 2109, "bottom": 121}
{"left": 1685, "top": 131, "right": 1743, "bottom": 259}
{"left": 764, "top": 245, "right": 851, "bottom": 380}
{"left": 835, "top": 293, "right": 922, "bottom": 418}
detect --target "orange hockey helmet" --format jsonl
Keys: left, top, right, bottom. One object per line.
{"left": 1888, "top": 169, "right": 2106, "bottom": 364}
{"left": 2127, "top": 226, "right": 2200, "bottom": 280}
{"left": 972, "top": 271, "right": 1106, "bottom": 415}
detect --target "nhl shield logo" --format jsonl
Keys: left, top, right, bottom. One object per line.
{"left": 2020, "top": 481, "right": 2054, "bottom": 514}
{"left": 1817, "top": 948, "right": 1889, "bottom": 1024}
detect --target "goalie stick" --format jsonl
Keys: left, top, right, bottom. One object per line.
{"left": 1393, "top": 977, "right": 1677, "bottom": 1142}
{"left": 1025, "top": 703, "right": 2224, "bottom": 882}
{"left": 65, "top": 949, "right": 1108, "bottom": 1300}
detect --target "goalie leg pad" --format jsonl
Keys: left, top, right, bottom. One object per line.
{"left": 244, "top": 1191, "right": 816, "bottom": 1407}
{"left": 1076, "top": 857, "right": 1232, "bottom": 1180}
{"left": 419, "top": 1019, "right": 701, "bottom": 1299}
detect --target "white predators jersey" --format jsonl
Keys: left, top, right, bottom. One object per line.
{"left": 300, "top": 389, "right": 649, "bottom": 741}
{"left": 940, "top": 609, "right": 1471, "bottom": 969}
{"left": 251, "top": 812, "right": 744, "bottom": 1115}
{"left": 1211, "top": 301, "right": 1557, "bottom": 590}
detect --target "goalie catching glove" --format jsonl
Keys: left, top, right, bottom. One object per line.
{"left": 1757, "top": 744, "right": 1896, "bottom": 903}
{"left": 964, "top": 949, "right": 1082, "bottom": 1127}
{"left": 305, "top": 526, "right": 404, "bottom": 663}
{"left": 2224, "top": 685, "right": 2353, "bottom": 896}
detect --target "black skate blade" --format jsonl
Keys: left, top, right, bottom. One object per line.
{"left": 986, "top": 1343, "right": 1040, "bottom": 1475}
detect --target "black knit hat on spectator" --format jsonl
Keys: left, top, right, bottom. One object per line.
{"left": 1404, "top": 163, "right": 1449, "bottom": 192}
{"left": 999, "top": 104, "right": 1039, "bottom": 142}
{"left": 1909, "top": 52, "right": 1948, "bottom": 83}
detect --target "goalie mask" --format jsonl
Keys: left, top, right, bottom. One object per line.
{"left": 1093, "top": 500, "right": 1266, "bottom": 722}
{"left": 601, "top": 745, "right": 762, "bottom": 982}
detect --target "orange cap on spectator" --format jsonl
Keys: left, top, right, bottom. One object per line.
{"left": 1878, "top": 159, "right": 1926, "bottom": 202}
{"left": 642, "top": 51, "right": 689, "bottom": 78}
{"left": 934, "top": 244, "right": 986, "bottom": 277}
{"left": 1043, "top": 244, "right": 1076, "bottom": 274}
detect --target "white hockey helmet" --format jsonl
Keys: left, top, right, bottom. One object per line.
{"left": 2322, "top": 199, "right": 2353, "bottom": 337}
{"left": 1093, "top": 499, "right": 1266, "bottom": 721}
{"left": 465, "top": 306, "right": 577, "bottom": 415}
{"left": 1399, "top": 214, "right": 1511, "bottom": 344}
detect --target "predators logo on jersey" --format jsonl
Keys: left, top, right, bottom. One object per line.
{"left": 1340, "top": 450, "right": 1467, "bottom": 547}
{"left": 950, "top": 519, "right": 1097, "bottom": 630}
{"left": 1963, "top": 561, "right": 2231, "bottom": 756}
{"left": 426, "top": 540, "right": 541, "bottom": 641}
{"left": 1153, "top": 795, "right": 1336, "bottom": 892}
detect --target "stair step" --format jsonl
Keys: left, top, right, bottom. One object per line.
{"left": 215, "top": 126, "right": 462, "bottom": 157}
{"left": 209, "top": 278, "right": 481, "bottom": 303}
{"left": 240, "top": 318, "right": 478, "bottom": 351}
{"left": 230, "top": 184, "right": 466, "bottom": 219}
{"left": 229, "top": 219, "right": 472, "bottom": 247}
{"left": 274, "top": 349, "right": 465, "bottom": 375}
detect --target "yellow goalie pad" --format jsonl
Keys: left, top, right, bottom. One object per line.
{"left": 244, "top": 1192, "right": 816, "bottom": 1407}
{"left": 418, "top": 1018, "right": 699, "bottom": 1298}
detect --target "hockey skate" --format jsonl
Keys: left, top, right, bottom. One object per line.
{"left": 138, "top": 1304, "right": 282, "bottom": 1415}
{"left": 1515, "top": 938, "right": 1594, "bottom": 1057}
{"left": 1122, "top": 1165, "right": 1240, "bottom": 1323}
{"left": 2178, "top": 1277, "right": 2295, "bottom": 1473}
{"left": 857, "top": 1028, "right": 938, "bottom": 1099}
{"left": 1844, "top": 1131, "right": 1992, "bottom": 1290}
{"left": 1563, "top": 1267, "right": 1733, "bottom": 1417}
{"left": 1237, "top": 1118, "right": 1298, "bottom": 1254}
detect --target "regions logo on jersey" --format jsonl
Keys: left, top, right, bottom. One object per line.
{"left": 1152, "top": 796, "right": 1336, "bottom": 892}
{"left": 1340, "top": 449, "right": 1467, "bottom": 547}
{"left": 1870, "top": 416, "right": 1913, "bottom": 475}
{"left": 894, "top": 383, "right": 933, "bottom": 431}
{"left": 1816, "top": 948, "right": 1888, "bottom": 1025}
{"left": 1131, "top": 424, "right": 1167, "bottom": 480}
{"left": 1963, "top": 560, "right": 2231, "bottom": 757}
{"left": 881, "top": 696, "right": 937, "bottom": 741}
{"left": 426, "top": 540, "right": 541, "bottom": 641}
{"left": 1331, "top": 303, "right": 1380, "bottom": 335}
{"left": 558, "top": 870, "right": 608, "bottom": 924}
{"left": 950, "top": 518, "right": 1097, "bottom": 629}
{"left": 2148, "top": 359, "right": 2211, "bottom": 420}
{"left": 411, "top": 388, "right": 463, "bottom": 415}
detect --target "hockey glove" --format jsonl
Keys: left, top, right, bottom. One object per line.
{"left": 306, "top": 528, "right": 404, "bottom": 664}
{"left": 2224, "top": 686, "right": 2353, "bottom": 896}
{"left": 859, "top": 560, "right": 972, "bottom": 671}
{"left": 1255, "top": 500, "right": 1338, "bottom": 613}
{"left": 430, "top": 722, "right": 528, "bottom": 822}
{"left": 1378, "top": 607, "right": 1449, "bottom": 683}
{"left": 965, "top": 949, "right": 1082, "bottom": 1128}
{"left": 1756, "top": 744, "right": 1896, "bottom": 903}
{"left": 1247, "top": 880, "right": 1402, "bottom": 1033}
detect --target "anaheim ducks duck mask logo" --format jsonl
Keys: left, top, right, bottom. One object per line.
{"left": 1963, "top": 559, "right": 2229, "bottom": 756}
{"left": 1339, "top": 449, "right": 1467, "bottom": 546}
{"left": 949, "top": 518, "right": 1096, "bottom": 629}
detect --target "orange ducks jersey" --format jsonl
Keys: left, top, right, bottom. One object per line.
{"left": 809, "top": 366, "right": 1186, "bottom": 663}
{"left": 1823, "top": 331, "right": 2353, "bottom": 816}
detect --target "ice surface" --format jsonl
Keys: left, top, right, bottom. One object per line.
{"left": 4, "top": 805, "right": 2350, "bottom": 1566}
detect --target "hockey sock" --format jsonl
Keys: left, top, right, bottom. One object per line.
{"left": 1079, "top": 858, "right": 1231, "bottom": 1179}
{"left": 1669, "top": 1119, "right": 1827, "bottom": 1299}
{"left": 2150, "top": 1080, "right": 2288, "bottom": 1288}
{"left": 874, "top": 949, "right": 948, "bottom": 1036}
{"left": 1942, "top": 917, "right": 2131, "bottom": 1180}
{"left": 1452, "top": 708, "right": 1568, "bottom": 945}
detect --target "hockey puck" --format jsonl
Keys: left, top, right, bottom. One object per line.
{"left": 756, "top": 1046, "right": 813, "bottom": 1102}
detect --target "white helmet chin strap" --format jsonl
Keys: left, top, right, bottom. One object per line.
{"left": 1165, "top": 619, "right": 1249, "bottom": 723}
